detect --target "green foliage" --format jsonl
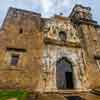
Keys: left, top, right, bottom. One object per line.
{"left": 0, "top": 90, "right": 29, "bottom": 100}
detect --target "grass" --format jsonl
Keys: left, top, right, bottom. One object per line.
{"left": 0, "top": 90, "right": 29, "bottom": 100}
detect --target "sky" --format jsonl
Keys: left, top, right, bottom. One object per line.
{"left": 0, "top": 0, "right": 100, "bottom": 26}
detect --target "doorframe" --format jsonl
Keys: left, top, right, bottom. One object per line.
{"left": 56, "top": 57, "right": 75, "bottom": 90}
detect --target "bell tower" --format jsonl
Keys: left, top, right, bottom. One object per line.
{"left": 70, "top": 5, "right": 100, "bottom": 89}
{"left": 70, "top": 4, "right": 93, "bottom": 23}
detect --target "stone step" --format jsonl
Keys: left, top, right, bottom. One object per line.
{"left": 91, "top": 88, "right": 100, "bottom": 96}
{"left": 44, "top": 90, "right": 91, "bottom": 96}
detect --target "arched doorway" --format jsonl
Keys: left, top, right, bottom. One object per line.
{"left": 56, "top": 57, "right": 74, "bottom": 89}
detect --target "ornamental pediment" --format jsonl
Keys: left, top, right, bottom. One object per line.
{"left": 43, "top": 18, "right": 80, "bottom": 43}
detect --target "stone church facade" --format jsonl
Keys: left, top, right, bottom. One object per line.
{"left": 0, "top": 4, "right": 99, "bottom": 100}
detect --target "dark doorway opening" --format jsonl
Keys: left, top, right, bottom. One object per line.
{"left": 56, "top": 57, "right": 74, "bottom": 90}
{"left": 65, "top": 72, "right": 74, "bottom": 89}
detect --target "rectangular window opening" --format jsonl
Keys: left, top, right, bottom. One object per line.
{"left": 11, "top": 54, "right": 19, "bottom": 66}
{"left": 6, "top": 47, "right": 26, "bottom": 66}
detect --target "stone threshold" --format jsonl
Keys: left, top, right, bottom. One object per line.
{"left": 42, "top": 89, "right": 91, "bottom": 95}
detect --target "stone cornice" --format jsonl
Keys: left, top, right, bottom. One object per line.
{"left": 44, "top": 37, "right": 81, "bottom": 48}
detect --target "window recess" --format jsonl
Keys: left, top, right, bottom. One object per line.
{"left": 6, "top": 47, "right": 26, "bottom": 66}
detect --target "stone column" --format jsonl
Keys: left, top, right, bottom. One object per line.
{"left": 73, "top": 64, "right": 82, "bottom": 89}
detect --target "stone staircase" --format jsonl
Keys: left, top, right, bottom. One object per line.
{"left": 91, "top": 88, "right": 100, "bottom": 96}
{"left": 27, "top": 89, "right": 100, "bottom": 100}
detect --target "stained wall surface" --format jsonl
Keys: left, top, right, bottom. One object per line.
{"left": 0, "top": 5, "right": 99, "bottom": 93}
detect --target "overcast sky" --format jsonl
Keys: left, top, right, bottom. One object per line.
{"left": 0, "top": 0, "right": 100, "bottom": 25}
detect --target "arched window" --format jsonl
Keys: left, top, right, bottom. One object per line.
{"left": 56, "top": 57, "right": 74, "bottom": 89}
{"left": 59, "top": 31, "right": 66, "bottom": 41}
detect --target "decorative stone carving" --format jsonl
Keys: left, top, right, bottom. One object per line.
{"left": 43, "top": 19, "right": 80, "bottom": 43}
{"left": 42, "top": 45, "right": 88, "bottom": 90}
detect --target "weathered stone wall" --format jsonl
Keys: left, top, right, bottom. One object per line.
{"left": 77, "top": 24, "right": 100, "bottom": 88}
{"left": 42, "top": 16, "right": 89, "bottom": 91}
{"left": 96, "top": 27, "right": 100, "bottom": 52}
{"left": 0, "top": 7, "right": 43, "bottom": 91}
{"left": 0, "top": 5, "right": 99, "bottom": 93}
{"left": 70, "top": 4, "right": 100, "bottom": 89}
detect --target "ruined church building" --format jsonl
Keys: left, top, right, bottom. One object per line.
{"left": 0, "top": 4, "right": 99, "bottom": 100}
